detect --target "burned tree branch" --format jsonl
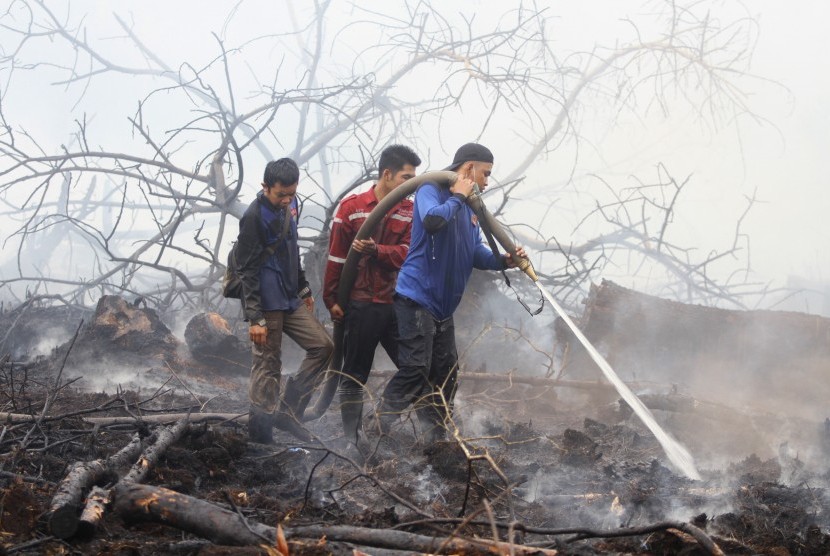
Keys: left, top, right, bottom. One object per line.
{"left": 0, "top": 1, "right": 767, "bottom": 312}
{"left": 122, "top": 416, "right": 190, "bottom": 484}
{"left": 289, "top": 524, "right": 560, "bottom": 556}
{"left": 0, "top": 411, "right": 246, "bottom": 426}
{"left": 45, "top": 416, "right": 189, "bottom": 539}
{"left": 16, "top": 319, "right": 83, "bottom": 456}
{"left": 76, "top": 416, "right": 190, "bottom": 538}
{"left": 396, "top": 517, "right": 724, "bottom": 556}
{"left": 562, "top": 521, "right": 724, "bottom": 556}
{"left": 112, "top": 481, "right": 558, "bottom": 554}
{"left": 112, "top": 481, "right": 276, "bottom": 545}
{"left": 45, "top": 433, "right": 144, "bottom": 539}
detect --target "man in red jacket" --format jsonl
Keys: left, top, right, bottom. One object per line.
{"left": 323, "top": 145, "right": 421, "bottom": 447}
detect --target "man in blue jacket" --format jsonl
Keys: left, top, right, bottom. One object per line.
{"left": 235, "top": 158, "right": 333, "bottom": 443}
{"left": 376, "top": 143, "right": 526, "bottom": 443}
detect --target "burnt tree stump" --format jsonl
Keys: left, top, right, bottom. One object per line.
{"left": 558, "top": 280, "right": 830, "bottom": 417}
{"left": 184, "top": 312, "right": 249, "bottom": 371}
{"left": 56, "top": 295, "right": 182, "bottom": 370}
{"left": 561, "top": 280, "right": 830, "bottom": 377}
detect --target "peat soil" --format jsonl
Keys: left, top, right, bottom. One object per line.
{"left": 2, "top": 305, "right": 830, "bottom": 555}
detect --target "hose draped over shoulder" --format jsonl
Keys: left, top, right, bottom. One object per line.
{"left": 304, "top": 171, "right": 532, "bottom": 420}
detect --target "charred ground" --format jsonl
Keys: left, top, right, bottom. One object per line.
{"left": 2, "top": 295, "right": 830, "bottom": 555}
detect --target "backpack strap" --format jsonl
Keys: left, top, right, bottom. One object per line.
{"left": 261, "top": 206, "right": 291, "bottom": 261}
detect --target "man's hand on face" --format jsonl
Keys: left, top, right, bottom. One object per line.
{"left": 450, "top": 176, "right": 475, "bottom": 198}
{"left": 329, "top": 303, "right": 344, "bottom": 323}
{"left": 352, "top": 238, "right": 378, "bottom": 256}
{"left": 249, "top": 323, "right": 268, "bottom": 346}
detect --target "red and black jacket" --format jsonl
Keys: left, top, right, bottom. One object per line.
{"left": 323, "top": 186, "right": 413, "bottom": 309}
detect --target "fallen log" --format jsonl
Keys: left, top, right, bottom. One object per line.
{"left": 123, "top": 417, "right": 189, "bottom": 484}
{"left": 76, "top": 417, "right": 190, "bottom": 538}
{"left": 0, "top": 411, "right": 246, "bottom": 426}
{"left": 76, "top": 486, "right": 109, "bottom": 539}
{"left": 112, "top": 482, "right": 274, "bottom": 545}
{"left": 288, "top": 524, "right": 559, "bottom": 555}
{"left": 0, "top": 388, "right": 794, "bottom": 432}
{"left": 562, "top": 521, "right": 724, "bottom": 556}
{"left": 45, "top": 433, "right": 144, "bottom": 539}
{"left": 112, "top": 482, "right": 558, "bottom": 554}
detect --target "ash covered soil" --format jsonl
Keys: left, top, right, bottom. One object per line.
{"left": 2, "top": 303, "right": 830, "bottom": 555}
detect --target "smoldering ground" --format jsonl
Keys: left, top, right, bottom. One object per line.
{"left": 2, "top": 288, "right": 830, "bottom": 554}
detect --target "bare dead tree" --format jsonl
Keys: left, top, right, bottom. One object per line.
{"left": 528, "top": 163, "right": 769, "bottom": 311}
{"left": 0, "top": 0, "right": 771, "bottom": 321}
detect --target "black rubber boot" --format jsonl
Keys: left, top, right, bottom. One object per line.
{"left": 416, "top": 405, "right": 446, "bottom": 444}
{"left": 339, "top": 387, "right": 364, "bottom": 446}
{"left": 248, "top": 406, "right": 274, "bottom": 444}
{"left": 373, "top": 407, "right": 400, "bottom": 436}
{"left": 273, "top": 377, "right": 313, "bottom": 442}
{"left": 364, "top": 410, "right": 401, "bottom": 465}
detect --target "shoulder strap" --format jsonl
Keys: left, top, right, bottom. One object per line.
{"left": 261, "top": 207, "right": 292, "bottom": 260}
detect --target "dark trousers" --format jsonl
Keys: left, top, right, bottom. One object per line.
{"left": 380, "top": 295, "right": 458, "bottom": 428}
{"left": 341, "top": 300, "right": 398, "bottom": 388}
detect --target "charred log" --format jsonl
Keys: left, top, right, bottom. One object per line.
{"left": 122, "top": 417, "right": 189, "bottom": 484}
{"left": 63, "top": 295, "right": 182, "bottom": 368}
{"left": 76, "top": 417, "right": 190, "bottom": 537}
{"left": 112, "top": 482, "right": 559, "bottom": 554}
{"left": 288, "top": 524, "right": 559, "bottom": 555}
{"left": 561, "top": 279, "right": 830, "bottom": 377}
{"left": 46, "top": 417, "right": 189, "bottom": 539}
{"left": 45, "top": 433, "right": 143, "bottom": 539}
{"left": 0, "top": 412, "right": 246, "bottom": 426}
{"left": 112, "top": 481, "right": 275, "bottom": 545}
{"left": 184, "top": 312, "right": 249, "bottom": 371}
{"left": 76, "top": 485, "right": 109, "bottom": 539}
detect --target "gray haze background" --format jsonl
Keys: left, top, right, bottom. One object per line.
{"left": 1, "top": 0, "right": 828, "bottom": 313}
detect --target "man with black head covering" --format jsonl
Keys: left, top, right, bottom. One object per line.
{"left": 375, "top": 143, "right": 526, "bottom": 443}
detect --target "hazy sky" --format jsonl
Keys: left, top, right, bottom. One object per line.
{"left": 687, "top": 1, "right": 830, "bottom": 301}
{"left": 2, "top": 0, "right": 828, "bottom": 313}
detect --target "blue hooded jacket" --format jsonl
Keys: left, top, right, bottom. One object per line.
{"left": 395, "top": 182, "right": 503, "bottom": 320}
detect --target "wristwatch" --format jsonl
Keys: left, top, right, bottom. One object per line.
{"left": 253, "top": 318, "right": 267, "bottom": 327}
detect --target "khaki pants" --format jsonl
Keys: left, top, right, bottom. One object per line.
{"left": 249, "top": 307, "right": 333, "bottom": 414}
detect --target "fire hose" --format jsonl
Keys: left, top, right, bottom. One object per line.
{"left": 302, "top": 171, "right": 539, "bottom": 421}
{"left": 299, "top": 171, "right": 701, "bottom": 480}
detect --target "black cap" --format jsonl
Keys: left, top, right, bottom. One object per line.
{"left": 443, "top": 142, "right": 494, "bottom": 171}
